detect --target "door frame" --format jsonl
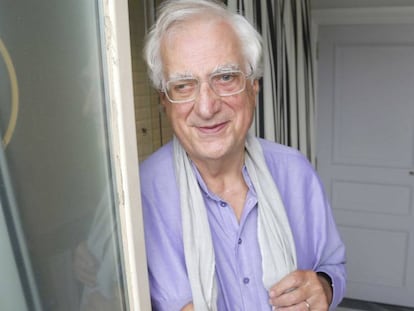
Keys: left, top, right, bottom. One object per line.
{"left": 101, "top": 0, "right": 151, "bottom": 310}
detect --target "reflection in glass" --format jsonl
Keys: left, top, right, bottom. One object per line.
{"left": 0, "top": 0, "right": 128, "bottom": 310}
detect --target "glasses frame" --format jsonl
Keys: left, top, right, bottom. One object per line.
{"left": 163, "top": 70, "right": 250, "bottom": 104}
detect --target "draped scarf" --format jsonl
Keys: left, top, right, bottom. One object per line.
{"left": 173, "top": 133, "right": 297, "bottom": 310}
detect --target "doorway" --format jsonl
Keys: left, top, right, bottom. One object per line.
{"left": 314, "top": 9, "right": 414, "bottom": 307}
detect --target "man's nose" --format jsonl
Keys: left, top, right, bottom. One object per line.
{"left": 193, "top": 81, "right": 221, "bottom": 117}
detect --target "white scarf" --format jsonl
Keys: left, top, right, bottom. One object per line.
{"left": 173, "top": 133, "right": 297, "bottom": 310}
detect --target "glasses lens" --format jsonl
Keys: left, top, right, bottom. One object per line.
{"left": 166, "top": 78, "right": 198, "bottom": 102}
{"left": 210, "top": 71, "right": 245, "bottom": 96}
{"left": 164, "top": 71, "right": 247, "bottom": 103}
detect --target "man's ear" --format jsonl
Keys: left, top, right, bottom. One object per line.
{"left": 159, "top": 92, "right": 168, "bottom": 112}
{"left": 252, "top": 79, "right": 260, "bottom": 94}
{"left": 250, "top": 79, "right": 260, "bottom": 108}
{"left": 159, "top": 91, "right": 167, "bottom": 104}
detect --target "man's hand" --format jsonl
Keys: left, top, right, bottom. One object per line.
{"left": 181, "top": 302, "right": 194, "bottom": 311}
{"left": 268, "top": 270, "right": 332, "bottom": 311}
{"left": 73, "top": 241, "right": 98, "bottom": 287}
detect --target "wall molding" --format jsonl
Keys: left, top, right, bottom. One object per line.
{"left": 312, "top": 6, "right": 414, "bottom": 25}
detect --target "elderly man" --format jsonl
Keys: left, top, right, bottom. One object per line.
{"left": 140, "top": 1, "right": 346, "bottom": 310}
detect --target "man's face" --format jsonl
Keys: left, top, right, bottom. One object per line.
{"left": 160, "top": 17, "right": 259, "bottom": 164}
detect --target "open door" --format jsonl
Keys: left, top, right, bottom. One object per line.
{"left": 314, "top": 9, "right": 414, "bottom": 307}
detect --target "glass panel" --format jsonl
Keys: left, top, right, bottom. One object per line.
{"left": 1, "top": 1, "right": 128, "bottom": 310}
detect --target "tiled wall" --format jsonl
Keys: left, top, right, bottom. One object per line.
{"left": 129, "top": 0, "right": 173, "bottom": 162}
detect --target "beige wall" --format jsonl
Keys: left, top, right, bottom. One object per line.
{"left": 128, "top": 0, "right": 173, "bottom": 162}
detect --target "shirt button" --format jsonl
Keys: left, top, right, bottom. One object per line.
{"left": 243, "top": 277, "right": 250, "bottom": 284}
{"left": 220, "top": 201, "right": 227, "bottom": 207}
{"left": 238, "top": 238, "right": 242, "bottom": 245}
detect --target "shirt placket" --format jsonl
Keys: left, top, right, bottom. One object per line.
{"left": 234, "top": 191, "right": 258, "bottom": 310}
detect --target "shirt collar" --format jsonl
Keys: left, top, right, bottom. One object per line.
{"left": 191, "top": 162, "right": 257, "bottom": 200}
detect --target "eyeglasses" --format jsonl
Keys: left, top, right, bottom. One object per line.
{"left": 163, "top": 70, "right": 249, "bottom": 104}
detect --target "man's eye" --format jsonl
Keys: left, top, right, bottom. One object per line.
{"left": 219, "top": 73, "right": 236, "bottom": 82}
{"left": 175, "top": 83, "right": 189, "bottom": 90}
{"left": 172, "top": 80, "right": 196, "bottom": 92}
{"left": 213, "top": 72, "right": 241, "bottom": 85}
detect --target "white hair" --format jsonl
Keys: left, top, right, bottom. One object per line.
{"left": 143, "top": 0, "right": 263, "bottom": 90}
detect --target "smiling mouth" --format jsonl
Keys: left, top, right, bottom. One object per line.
{"left": 197, "top": 122, "right": 227, "bottom": 133}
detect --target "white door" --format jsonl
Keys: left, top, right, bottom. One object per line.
{"left": 316, "top": 22, "right": 414, "bottom": 306}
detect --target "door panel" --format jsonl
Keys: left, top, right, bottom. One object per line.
{"left": 316, "top": 24, "right": 414, "bottom": 306}
{"left": 332, "top": 43, "right": 414, "bottom": 167}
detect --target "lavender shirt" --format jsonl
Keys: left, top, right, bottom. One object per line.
{"left": 140, "top": 138, "right": 346, "bottom": 311}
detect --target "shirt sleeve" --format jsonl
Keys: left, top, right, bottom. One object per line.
{"left": 140, "top": 148, "right": 193, "bottom": 311}
{"left": 265, "top": 146, "right": 346, "bottom": 310}
{"left": 312, "top": 188, "right": 347, "bottom": 310}
{"left": 296, "top": 159, "right": 347, "bottom": 310}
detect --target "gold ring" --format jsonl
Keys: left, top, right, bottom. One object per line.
{"left": 304, "top": 300, "right": 311, "bottom": 310}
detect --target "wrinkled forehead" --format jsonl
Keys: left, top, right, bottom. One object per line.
{"left": 160, "top": 16, "right": 246, "bottom": 80}
{"left": 163, "top": 12, "right": 227, "bottom": 37}
{"left": 161, "top": 14, "right": 238, "bottom": 49}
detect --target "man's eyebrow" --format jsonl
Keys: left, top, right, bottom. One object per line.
{"left": 167, "top": 72, "right": 194, "bottom": 81}
{"left": 212, "top": 64, "right": 241, "bottom": 74}
{"left": 167, "top": 65, "right": 241, "bottom": 81}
